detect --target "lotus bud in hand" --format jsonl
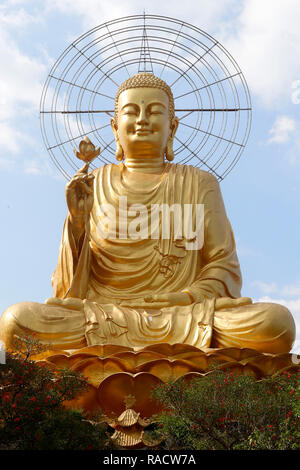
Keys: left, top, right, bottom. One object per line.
{"left": 74, "top": 136, "right": 100, "bottom": 164}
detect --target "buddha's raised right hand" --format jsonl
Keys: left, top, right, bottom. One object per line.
{"left": 66, "top": 164, "right": 95, "bottom": 233}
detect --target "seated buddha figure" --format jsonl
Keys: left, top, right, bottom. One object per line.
{"left": 0, "top": 73, "right": 296, "bottom": 354}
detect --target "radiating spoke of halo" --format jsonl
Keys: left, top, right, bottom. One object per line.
{"left": 40, "top": 14, "right": 252, "bottom": 180}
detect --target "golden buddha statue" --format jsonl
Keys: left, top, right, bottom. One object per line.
{"left": 0, "top": 73, "right": 296, "bottom": 354}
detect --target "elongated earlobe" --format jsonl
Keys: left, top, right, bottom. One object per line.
{"left": 165, "top": 140, "right": 174, "bottom": 161}
{"left": 111, "top": 117, "right": 124, "bottom": 161}
{"left": 115, "top": 139, "right": 124, "bottom": 161}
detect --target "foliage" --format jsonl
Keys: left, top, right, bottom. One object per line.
{"left": 148, "top": 368, "right": 300, "bottom": 450}
{"left": 0, "top": 335, "right": 111, "bottom": 450}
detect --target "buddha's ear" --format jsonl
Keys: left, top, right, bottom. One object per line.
{"left": 170, "top": 116, "right": 179, "bottom": 139}
{"left": 166, "top": 117, "right": 179, "bottom": 162}
{"left": 111, "top": 118, "right": 124, "bottom": 161}
{"left": 111, "top": 117, "right": 118, "bottom": 138}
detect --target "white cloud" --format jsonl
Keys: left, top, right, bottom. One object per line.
{"left": 2, "top": 0, "right": 300, "bottom": 118}
{"left": 268, "top": 116, "right": 297, "bottom": 144}
{"left": 266, "top": 115, "right": 300, "bottom": 165}
{"left": 0, "top": 0, "right": 299, "bottom": 177}
{"left": 0, "top": 122, "right": 26, "bottom": 154}
{"left": 44, "top": 0, "right": 300, "bottom": 108}
{"left": 0, "top": 7, "right": 49, "bottom": 168}
{"left": 0, "top": 30, "right": 45, "bottom": 118}
{"left": 24, "top": 167, "right": 41, "bottom": 175}
{"left": 253, "top": 280, "right": 300, "bottom": 297}
{"left": 220, "top": 0, "right": 300, "bottom": 107}
{"left": 23, "top": 157, "right": 54, "bottom": 176}
{"left": 45, "top": 0, "right": 237, "bottom": 30}
{"left": 281, "top": 281, "right": 300, "bottom": 297}
{"left": 0, "top": 2, "right": 49, "bottom": 118}
{"left": 0, "top": 4, "right": 39, "bottom": 27}
{"left": 252, "top": 281, "right": 277, "bottom": 295}
{"left": 0, "top": 0, "right": 239, "bottom": 166}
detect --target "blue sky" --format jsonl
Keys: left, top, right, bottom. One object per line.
{"left": 0, "top": 0, "right": 299, "bottom": 353}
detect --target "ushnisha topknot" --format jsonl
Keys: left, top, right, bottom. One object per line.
{"left": 114, "top": 73, "right": 175, "bottom": 121}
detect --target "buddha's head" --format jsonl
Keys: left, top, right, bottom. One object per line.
{"left": 111, "top": 73, "right": 179, "bottom": 162}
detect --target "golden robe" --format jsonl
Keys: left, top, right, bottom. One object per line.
{"left": 53, "top": 163, "right": 241, "bottom": 302}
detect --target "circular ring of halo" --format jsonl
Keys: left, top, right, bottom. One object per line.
{"left": 40, "top": 14, "right": 252, "bottom": 180}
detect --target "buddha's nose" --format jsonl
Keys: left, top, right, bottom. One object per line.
{"left": 136, "top": 108, "right": 149, "bottom": 125}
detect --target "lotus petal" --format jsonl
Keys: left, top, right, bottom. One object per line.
{"left": 97, "top": 372, "right": 163, "bottom": 418}
{"left": 71, "top": 357, "right": 129, "bottom": 387}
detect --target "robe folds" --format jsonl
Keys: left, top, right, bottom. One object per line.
{"left": 53, "top": 163, "right": 242, "bottom": 301}
{"left": 51, "top": 162, "right": 243, "bottom": 349}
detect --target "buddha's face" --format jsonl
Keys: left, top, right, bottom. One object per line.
{"left": 112, "top": 87, "right": 178, "bottom": 159}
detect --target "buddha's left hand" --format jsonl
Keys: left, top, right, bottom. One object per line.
{"left": 119, "top": 292, "right": 192, "bottom": 309}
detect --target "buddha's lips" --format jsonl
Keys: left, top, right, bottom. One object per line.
{"left": 135, "top": 129, "right": 152, "bottom": 135}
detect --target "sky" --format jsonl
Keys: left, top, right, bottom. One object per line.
{"left": 0, "top": 0, "right": 299, "bottom": 354}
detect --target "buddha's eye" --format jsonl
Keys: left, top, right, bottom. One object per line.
{"left": 123, "top": 110, "right": 137, "bottom": 115}
{"left": 149, "top": 106, "right": 165, "bottom": 115}
{"left": 122, "top": 106, "right": 138, "bottom": 116}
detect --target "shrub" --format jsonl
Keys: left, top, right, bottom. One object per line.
{"left": 0, "top": 336, "right": 111, "bottom": 450}
{"left": 149, "top": 368, "right": 300, "bottom": 450}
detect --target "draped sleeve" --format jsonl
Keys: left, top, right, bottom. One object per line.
{"left": 184, "top": 173, "right": 242, "bottom": 302}
{"left": 51, "top": 214, "right": 91, "bottom": 299}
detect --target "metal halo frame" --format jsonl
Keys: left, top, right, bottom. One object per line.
{"left": 40, "top": 14, "right": 252, "bottom": 181}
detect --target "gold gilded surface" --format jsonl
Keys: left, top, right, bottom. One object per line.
{"left": 97, "top": 372, "right": 164, "bottom": 418}
{"left": 74, "top": 136, "right": 100, "bottom": 164}
{"left": 110, "top": 406, "right": 159, "bottom": 449}
{"left": 47, "top": 344, "right": 299, "bottom": 420}
{"left": 45, "top": 354, "right": 84, "bottom": 368}
{"left": 117, "top": 410, "right": 141, "bottom": 428}
{"left": 211, "top": 347, "right": 261, "bottom": 362}
{"left": 71, "top": 357, "right": 130, "bottom": 387}
{"left": 31, "top": 349, "right": 69, "bottom": 361}
{"left": 110, "top": 351, "right": 166, "bottom": 367}
{"left": 0, "top": 73, "right": 295, "bottom": 372}
{"left": 73, "top": 344, "right": 134, "bottom": 357}
{"left": 111, "top": 428, "right": 146, "bottom": 449}
{"left": 134, "top": 358, "right": 198, "bottom": 382}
